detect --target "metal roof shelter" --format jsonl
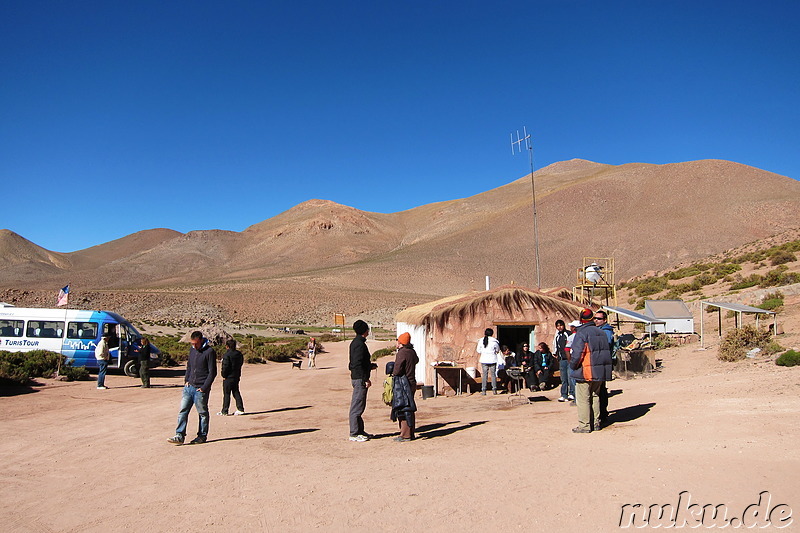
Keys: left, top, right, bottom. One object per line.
{"left": 644, "top": 299, "right": 695, "bottom": 334}
{"left": 601, "top": 305, "right": 666, "bottom": 340}
{"left": 699, "top": 301, "right": 777, "bottom": 348}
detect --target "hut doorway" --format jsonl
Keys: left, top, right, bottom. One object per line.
{"left": 497, "top": 324, "right": 536, "bottom": 356}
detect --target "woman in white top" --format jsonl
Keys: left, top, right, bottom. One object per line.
{"left": 476, "top": 328, "right": 501, "bottom": 395}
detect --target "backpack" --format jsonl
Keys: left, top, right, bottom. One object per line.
{"left": 382, "top": 376, "right": 394, "bottom": 405}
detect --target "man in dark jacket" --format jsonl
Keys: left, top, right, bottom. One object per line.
{"left": 569, "top": 309, "right": 612, "bottom": 433}
{"left": 348, "top": 320, "right": 374, "bottom": 442}
{"left": 218, "top": 339, "right": 245, "bottom": 416}
{"left": 138, "top": 336, "right": 151, "bottom": 388}
{"left": 167, "top": 331, "right": 217, "bottom": 445}
{"left": 594, "top": 310, "right": 614, "bottom": 421}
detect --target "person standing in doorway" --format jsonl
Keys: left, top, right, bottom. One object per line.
{"left": 218, "top": 339, "right": 245, "bottom": 416}
{"left": 95, "top": 333, "right": 110, "bottom": 390}
{"left": 348, "top": 320, "right": 374, "bottom": 442}
{"left": 476, "top": 328, "right": 501, "bottom": 395}
{"left": 167, "top": 331, "right": 217, "bottom": 445}
{"left": 138, "top": 336, "right": 151, "bottom": 388}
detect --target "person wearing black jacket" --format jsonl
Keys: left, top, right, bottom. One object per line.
{"left": 138, "top": 336, "right": 151, "bottom": 388}
{"left": 167, "top": 331, "right": 217, "bottom": 445}
{"left": 218, "top": 339, "right": 245, "bottom": 416}
{"left": 348, "top": 320, "right": 375, "bottom": 442}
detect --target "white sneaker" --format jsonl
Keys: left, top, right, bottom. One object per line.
{"left": 233, "top": 410, "right": 245, "bottom": 416}
{"left": 97, "top": 386, "right": 108, "bottom": 390}
{"left": 349, "top": 435, "right": 369, "bottom": 442}
{"left": 216, "top": 411, "right": 229, "bottom": 416}
{"left": 557, "top": 396, "right": 566, "bottom": 402}
{"left": 567, "top": 395, "right": 575, "bottom": 401}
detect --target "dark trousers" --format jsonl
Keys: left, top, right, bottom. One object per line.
{"left": 349, "top": 379, "right": 368, "bottom": 436}
{"left": 139, "top": 357, "right": 150, "bottom": 387}
{"left": 399, "top": 413, "right": 415, "bottom": 440}
{"left": 599, "top": 382, "right": 608, "bottom": 420}
{"left": 221, "top": 378, "right": 245, "bottom": 414}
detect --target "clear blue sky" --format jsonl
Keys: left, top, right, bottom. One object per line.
{"left": 2, "top": 1, "right": 798, "bottom": 252}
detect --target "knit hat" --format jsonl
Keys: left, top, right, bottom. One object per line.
{"left": 579, "top": 308, "right": 594, "bottom": 323}
{"left": 353, "top": 320, "right": 369, "bottom": 335}
{"left": 397, "top": 332, "right": 411, "bottom": 345}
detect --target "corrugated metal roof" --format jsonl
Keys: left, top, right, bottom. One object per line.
{"left": 702, "top": 301, "right": 776, "bottom": 315}
{"left": 602, "top": 305, "right": 666, "bottom": 324}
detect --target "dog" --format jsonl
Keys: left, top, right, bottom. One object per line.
{"left": 291, "top": 360, "right": 303, "bottom": 369}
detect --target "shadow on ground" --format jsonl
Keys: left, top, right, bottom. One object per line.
{"left": 419, "top": 420, "right": 487, "bottom": 439}
{"left": 606, "top": 402, "right": 656, "bottom": 425}
{"left": 212, "top": 428, "right": 320, "bottom": 442}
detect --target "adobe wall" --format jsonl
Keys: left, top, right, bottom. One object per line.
{"left": 424, "top": 301, "right": 576, "bottom": 390}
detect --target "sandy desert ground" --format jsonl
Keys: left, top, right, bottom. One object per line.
{"left": 1, "top": 333, "right": 799, "bottom": 532}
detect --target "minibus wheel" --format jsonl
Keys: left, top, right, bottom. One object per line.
{"left": 123, "top": 359, "right": 139, "bottom": 377}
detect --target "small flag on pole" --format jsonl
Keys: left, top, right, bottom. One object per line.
{"left": 56, "top": 285, "right": 70, "bottom": 307}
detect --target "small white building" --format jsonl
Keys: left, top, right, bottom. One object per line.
{"left": 644, "top": 299, "right": 694, "bottom": 334}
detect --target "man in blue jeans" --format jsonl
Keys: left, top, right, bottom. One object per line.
{"left": 553, "top": 320, "right": 574, "bottom": 402}
{"left": 167, "top": 331, "right": 217, "bottom": 445}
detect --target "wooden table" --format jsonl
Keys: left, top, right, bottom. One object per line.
{"left": 433, "top": 365, "right": 465, "bottom": 396}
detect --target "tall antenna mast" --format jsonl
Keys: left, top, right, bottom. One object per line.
{"left": 510, "top": 126, "right": 541, "bottom": 288}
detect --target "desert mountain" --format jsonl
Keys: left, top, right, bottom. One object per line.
{"left": 1, "top": 158, "right": 799, "bottom": 323}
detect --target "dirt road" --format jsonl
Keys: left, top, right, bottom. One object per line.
{"left": 1, "top": 337, "right": 798, "bottom": 532}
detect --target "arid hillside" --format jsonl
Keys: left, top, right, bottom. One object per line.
{"left": 1, "top": 158, "right": 799, "bottom": 324}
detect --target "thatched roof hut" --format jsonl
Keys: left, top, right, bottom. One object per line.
{"left": 395, "top": 286, "right": 585, "bottom": 391}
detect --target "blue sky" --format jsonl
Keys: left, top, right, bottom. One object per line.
{"left": 2, "top": 1, "right": 798, "bottom": 252}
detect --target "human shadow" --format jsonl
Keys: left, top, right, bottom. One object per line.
{"left": 420, "top": 420, "right": 487, "bottom": 440}
{"left": 606, "top": 402, "right": 656, "bottom": 426}
{"left": 608, "top": 389, "right": 624, "bottom": 398}
{"left": 149, "top": 368, "right": 187, "bottom": 378}
{"left": 247, "top": 405, "right": 312, "bottom": 415}
{"left": 212, "top": 428, "right": 320, "bottom": 442}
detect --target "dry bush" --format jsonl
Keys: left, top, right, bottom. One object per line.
{"left": 717, "top": 325, "right": 773, "bottom": 362}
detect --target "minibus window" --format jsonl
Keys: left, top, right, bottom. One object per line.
{"left": 67, "top": 322, "right": 99, "bottom": 340}
{"left": 29, "top": 321, "right": 64, "bottom": 338}
{"left": 0, "top": 320, "right": 23, "bottom": 337}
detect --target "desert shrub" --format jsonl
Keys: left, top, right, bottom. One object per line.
{"left": 667, "top": 265, "right": 705, "bottom": 280}
{"left": 717, "top": 325, "right": 773, "bottom": 362}
{"left": 769, "top": 250, "right": 796, "bottom": 266}
{"left": 371, "top": 347, "right": 395, "bottom": 361}
{"left": 149, "top": 335, "right": 191, "bottom": 363}
{"left": 776, "top": 350, "right": 800, "bottom": 367}
{"left": 0, "top": 350, "right": 63, "bottom": 384}
{"left": 759, "top": 265, "right": 800, "bottom": 288}
{"left": 696, "top": 273, "right": 718, "bottom": 286}
{"left": 60, "top": 364, "right": 91, "bottom": 381}
{"left": 712, "top": 263, "right": 741, "bottom": 277}
{"left": 316, "top": 333, "right": 342, "bottom": 343}
{"left": 634, "top": 277, "right": 669, "bottom": 297}
{"left": 651, "top": 334, "right": 677, "bottom": 350}
{"left": 730, "top": 274, "right": 762, "bottom": 290}
{"left": 634, "top": 299, "right": 645, "bottom": 310}
{"left": 758, "top": 291, "right": 784, "bottom": 311}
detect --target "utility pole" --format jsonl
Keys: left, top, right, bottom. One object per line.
{"left": 511, "top": 127, "right": 541, "bottom": 288}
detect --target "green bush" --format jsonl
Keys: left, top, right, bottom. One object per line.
{"left": 717, "top": 325, "right": 773, "bottom": 362}
{"left": 0, "top": 350, "right": 63, "bottom": 384}
{"left": 730, "top": 274, "right": 762, "bottom": 290}
{"left": 635, "top": 277, "right": 669, "bottom": 297}
{"left": 371, "top": 347, "right": 396, "bottom": 361}
{"left": 769, "top": 250, "right": 796, "bottom": 266}
{"left": 758, "top": 292, "right": 784, "bottom": 311}
{"left": 60, "top": 364, "right": 91, "bottom": 381}
{"left": 712, "top": 263, "right": 741, "bottom": 277}
{"left": 696, "top": 273, "right": 718, "bottom": 286}
{"left": 776, "top": 350, "right": 800, "bottom": 367}
{"left": 651, "top": 334, "right": 677, "bottom": 350}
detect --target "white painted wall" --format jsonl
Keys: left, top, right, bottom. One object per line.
{"left": 396, "top": 321, "right": 428, "bottom": 385}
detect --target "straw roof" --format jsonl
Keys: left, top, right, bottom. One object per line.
{"left": 395, "top": 285, "right": 585, "bottom": 330}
